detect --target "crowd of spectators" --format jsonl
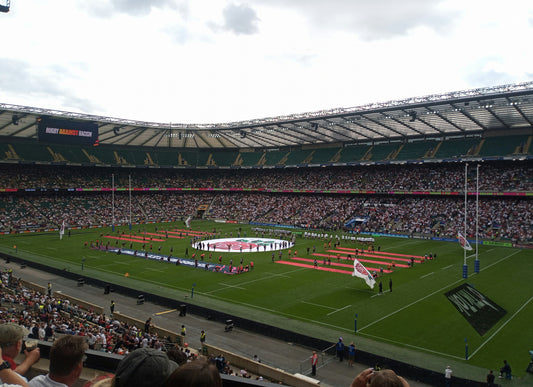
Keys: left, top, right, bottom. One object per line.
{"left": 0, "top": 272, "right": 182, "bottom": 359}
{"left": 0, "top": 161, "right": 531, "bottom": 192}
{"left": 0, "top": 270, "right": 280, "bottom": 386}
{"left": 0, "top": 191, "right": 531, "bottom": 244}
{"left": 0, "top": 161, "right": 531, "bottom": 244}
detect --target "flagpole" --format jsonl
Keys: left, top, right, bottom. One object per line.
{"left": 463, "top": 163, "right": 468, "bottom": 279}
{"left": 474, "top": 164, "right": 480, "bottom": 273}
{"left": 112, "top": 173, "right": 115, "bottom": 232}
{"left": 129, "top": 174, "right": 132, "bottom": 230}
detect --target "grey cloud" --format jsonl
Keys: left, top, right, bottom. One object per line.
{"left": 221, "top": 3, "right": 260, "bottom": 35}
{"left": 256, "top": 0, "right": 456, "bottom": 40}
{"left": 0, "top": 58, "right": 101, "bottom": 113}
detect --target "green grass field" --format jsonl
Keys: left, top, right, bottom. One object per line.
{"left": 1, "top": 220, "right": 532, "bottom": 379}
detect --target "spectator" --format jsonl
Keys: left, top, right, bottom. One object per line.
{"left": 498, "top": 360, "right": 511, "bottom": 379}
{"left": 0, "top": 324, "right": 40, "bottom": 382}
{"left": 113, "top": 348, "right": 177, "bottom": 387}
{"left": 28, "top": 335, "right": 88, "bottom": 387}
{"left": 164, "top": 359, "right": 222, "bottom": 387}
{"left": 351, "top": 368, "right": 409, "bottom": 387}
{"left": 444, "top": 365, "right": 452, "bottom": 387}
{"left": 0, "top": 346, "right": 29, "bottom": 387}
{"left": 486, "top": 369, "right": 495, "bottom": 386}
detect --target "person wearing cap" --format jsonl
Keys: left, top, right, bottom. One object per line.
{"left": 0, "top": 323, "right": 40, "bottom": 382}
{"left": 0, "top": 346, "right": 29, "bottom": 387}
{"left": 28, "top": 335, "right": 88, "bottom": 387}
{"left": 113, "top": 347, "right": 178, "bottom": 387}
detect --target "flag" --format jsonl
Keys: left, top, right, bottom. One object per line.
{"left": 59, "top": 221, "right": 65, "bottom": 240}
{"left": 352, "top": 258, "right": 376, "bottom": 289}
{"left": 185, "top": 216, "right": 192, "bottom": 229}
{"left": 457, "top": 232, "right": 473, "bottom": 251}
{"left": 124, "top": 272, "right": 129, "bottom": 277}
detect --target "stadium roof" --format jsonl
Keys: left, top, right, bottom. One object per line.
{"left": 1, "top": 82, "right": 533, "bottom": 150}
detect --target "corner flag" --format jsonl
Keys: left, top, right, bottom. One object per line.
{"left": 457, "top": 232, "right": 472, "bottom": 251}
{"left": 352, "top": 258, "right": 376, "bottom": 289}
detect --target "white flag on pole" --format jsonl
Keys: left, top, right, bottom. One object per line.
{"left": 457, "top": 232, "right": 472, "bottom": 251}
{"left": 59, "top": 221, "right": 65, "bottom": 240}
{"left": 352, "top": 258, "right": 376, "bottom": 289}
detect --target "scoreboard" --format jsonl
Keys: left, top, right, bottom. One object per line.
{"left": 38, "top": 118, "right": 98, "bottom": 145}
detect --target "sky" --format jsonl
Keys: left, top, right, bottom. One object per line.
{"left": 0, "top": 0, "right": 532, "bottom": 124}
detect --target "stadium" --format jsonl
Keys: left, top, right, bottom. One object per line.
{"left": 0, "top": 80, "right": 532, "bottom": 386}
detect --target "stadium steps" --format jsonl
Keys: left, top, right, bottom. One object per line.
{"left": 81, "top": 149, "right": 102, "bottom": 163}
{"left": 329, "top": 147, "right": 343, "bottom": 163}
{"left": 362, "top": 146, "right": 373, "bottom": 161}
{"left": 144, "top": 152, "right": 155, "bottom": 165}
{"left": 233, "top": 153, "right": 243, "bottom": 166}
{"left": 206, "top": 154, "right": 216, "bottom": 166}
{"left": 472, "top": 139, "right": 485, "bottom": 156}
{"left": 177, "top": 153, "right": 189, "bottom": 166}
{"left": 46, "top": 147, "right": 66, "bottom": 162}
{"left": 113, "top": 151, "right": 128, "bottom": 165}
{"left": 387, "top": 144, "right": 403, "bottom": 160}
{"left": 7, "top": 144, "right": 21, "bottom": 160}
{"left": 302, "top": 150, "right": 314, "bottom": 164}
{"left": 423, "top": 141, "right": 441, "bottom": 158}
{"left": 515, "top": 135, "right": 531, "bottom": 154}
{"left": 278, "top": 152, "right": 289, "bottom": 165}
{"left": 257, "top": 152, "right": 267, "bottom": 165}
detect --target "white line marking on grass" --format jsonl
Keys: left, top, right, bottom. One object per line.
{"left": 420, "top": 272, "right": 434, "bottom": 279}
{"left": 441, "top": 265, "right": 453, "bottom": 270}
{"left": 468, "top": 296, "right": 533, "bottom": 359}
{"left": 144, "top": 268, "right": 164, "bottom": 272}
{"left": 327, "top": 305, "right": 352, "bottom": 316}
{"left": 98, "top": 262, "right": 130, "bottom": 268}
{"left": 359, "top": 250, "right": 522, "bottom": 332}
{"left": 263, "top": 272, "right": 292, "bottom": 278}
{"left": 486, "top": 248, "right": 494, "bottom": 253}
{"left": 205, "top": 269, "right": 307, "bottom": 294}
{"left": 471, "top": 250, "right": 521, "bottom": 273}
{"left": 381, "top": 240, "right": 419, "bottom": 251}
{"left": 359, "top": 332, "right": 464, "bottom": 360}
{"left": 45, "top": 247, "right": 58, "bottom": 250}
{"left": 301, "top": 301, "right": 336, "bottom": 310}
{"left": 219, "top": 283, "right": 246, "bottom": 290}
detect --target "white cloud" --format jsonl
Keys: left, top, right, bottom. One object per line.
{"left": 0, "top": 0, "right": 532, "bottom": 123}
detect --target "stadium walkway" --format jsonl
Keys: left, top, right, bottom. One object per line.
{"left": 6, "top": 262, "right": 509, "bottom": 387}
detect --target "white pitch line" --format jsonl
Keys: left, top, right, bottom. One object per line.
{"left": 217, "top": 283, "right": 246, "bottom": 290}
{"left": 99, "top": 262, "right": 130, "bottom": 268}
{"left": 359, "top": 332, "right": 465, "bottom": 360}
{"left": 468, "top": 296, "right": 533, "bottom": 359}
{"left": 204, "top": 269, "right": 305, "bottom": 292}
{"left": 327, "top": 304, "right": 352, "bottom": 316}
{"left": 359, "top": 250, "right": 522, "bottom": 332}
{"left": 420, "top": 272, "right": 434, "bottom": 279}
{"left": 381, "top": 240, "right": 419, "bottom": 251}
{"left": 441, "top": 265, "right": 453, "bottom": 270}
{"left": 301, "top": 301, "right": 337, "bottom": 310}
